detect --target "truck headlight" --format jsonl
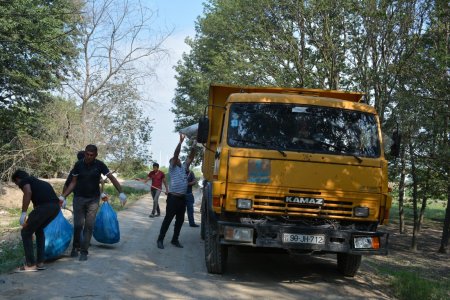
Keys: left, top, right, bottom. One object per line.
{"left": 224, "top": 226, "right": 254, "bottom": 242}
{"left": 354, "top": 206, "right": 369, "bottom": 217}
{"left": 237, "top": 198, "right": 252, "bottom": 209}
{"left": 354, "top": 236, "right": 380, "bottom": 249}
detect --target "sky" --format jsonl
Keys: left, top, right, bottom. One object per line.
{"left": 143, "top": 1, "right": 204, "bottom": 167}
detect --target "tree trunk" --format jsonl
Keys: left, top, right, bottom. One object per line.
{"left": 418, "top": 196, "right": 427, "bottom": 233}
{"left": 409, "top": 142, "right": 419, "bottom": 251}
{"left": 81, "top": 99, "right": 88, "bottom": 146}
{"left": 439, "top": 143, "right": 450, "bottom": 253}
{"left": 439, "top": 187, "right": 450, "bottom": 253}
{"left": 298, "top": 1, "right": 305, "bottom": 88}
{"left": 418, "top": 168, "right": 431, "bottom": 233}
{"left": 398, "top": 144, "right": 407, "bottom": 234}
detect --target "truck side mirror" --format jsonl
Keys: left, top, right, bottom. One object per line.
{"left": 197, "top": 117, "right": 209, "bottom": 144}
{"left": 390, "top": 130, "right": 401, "bottom": 157}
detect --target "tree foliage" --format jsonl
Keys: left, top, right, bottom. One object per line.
{"left": 0, "top": 0, "right": 80, "bottom": 108}
{"left": 0, "top": 0, "right": 81, "bottom": 179}
{"left": 172, "top": 0, "right": 432, "bottom": 128}
{"left": 0, "top": 0, "right": 168, "bottom": 180}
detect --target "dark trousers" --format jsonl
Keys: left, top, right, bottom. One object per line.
{"left": 150, "top": 188, "right": 161, "bottom": 215}
{"left": 158, "top": 193, "right": 186, "bottom": 242}
{"left": 73, "top": 196, "right": 99, "bottom": 255}
{"left": 185, "top": 193, "right": 195, "bottom": 225}
{"left": 21, "top": 203, "right": 60, "bottom": 266}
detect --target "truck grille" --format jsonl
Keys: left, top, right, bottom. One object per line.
{"left": 253, "top": 195, "right": 353, "bottom": 218}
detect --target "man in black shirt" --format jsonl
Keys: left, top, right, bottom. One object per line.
{"left": 62, "top": 150, "right": 85, "bottom": 198}
{"left": 60, "top": 144, "right": 127, "bottom": 261}
{"left": 12, "top": 170, "right": 60, "bottom": 272}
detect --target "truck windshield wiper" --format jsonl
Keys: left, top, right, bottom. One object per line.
{"left": 231, "top": 138, "right": 287, "bottom": 157}
{"left": 312, "top": 139, "right": 363, "bottom": 163}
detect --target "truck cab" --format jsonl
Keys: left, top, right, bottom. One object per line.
{"left": 198, "top": 84, "right": 391, "bottom": 276}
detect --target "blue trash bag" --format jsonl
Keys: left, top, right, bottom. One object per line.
{"left": 93, "top": 201, "right": 120, "bottom": 244}
{"left": 44, "top": 210, "right": 73, "bottom": 260}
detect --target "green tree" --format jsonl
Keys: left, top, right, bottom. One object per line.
{"left": 0, "top": 0, "right": 80, "bottom": 107}
{"left": 388, "top": 0, "right": 448, "bottom": 251}
{"left": 0, "top": 0, "right": 81, "bottom": 178}
{"left": 172, "top": 0, "right": 431, "bottom": 126}
{"left": 0, "top": 96, "right": 82, "bottom": 180}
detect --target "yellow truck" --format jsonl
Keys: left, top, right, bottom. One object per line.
{"left": 196, "top": 84, "right": 392, "bottom": 277}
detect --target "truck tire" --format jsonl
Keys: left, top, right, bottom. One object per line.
{"left": 204, "top": 213, "right": 227, "bottom": 274}
{"left": 337, "top": 253, "right": 362, "bottom": 277}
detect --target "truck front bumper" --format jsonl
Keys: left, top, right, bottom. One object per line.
{"left": 218, "top": 221, "right": 389, "bottom": 255}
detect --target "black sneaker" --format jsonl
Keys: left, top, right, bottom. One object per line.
{"left": 190, "top": 224, "right": 199, "bottom": 227}
{"left": 171, "top": 240, "right": 183, "bottom": 248}
{"left": 70, "top": 249, "right": 79, "bottom": 258}
{"left": 149, "top": 214, "right": 155, "bottom": 218}
{"left": 79, "top": 253, "right": 88, "bottom": 261}
{"left": 155, "top": 213, "right": 160, "bottom": 217}
{"left": 157, "top": 240, "right": 164, "bottom": 249}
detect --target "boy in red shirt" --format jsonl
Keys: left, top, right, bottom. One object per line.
{"left": 137, "top": 163, "right": 168, "bottom": 217}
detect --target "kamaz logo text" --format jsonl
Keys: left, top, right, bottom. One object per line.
{"left": 285, "top": 197, "right": 324, "bottom": 205}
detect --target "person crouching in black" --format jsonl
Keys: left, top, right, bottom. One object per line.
{"left": 12, "top": 170, "right": 60, "bottom": 272}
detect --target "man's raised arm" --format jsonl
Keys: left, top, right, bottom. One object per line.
{"left": 172, "top": 133, "right": 185, "bottom": 164}
{"left": 185, "top": 145, "right": 196, "bottom": 170}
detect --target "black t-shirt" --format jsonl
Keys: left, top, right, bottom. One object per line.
{"left": 64, "top": 158, "right": 83, "bottom": 189}
{"left": 72, "top": 159, "right": 110, "bottom": 197}
{"left": 19, "top": 176, "right": 59, "bottom": 206}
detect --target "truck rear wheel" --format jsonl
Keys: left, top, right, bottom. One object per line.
{"left": 204, "top": 214, "right": 227, "bottom": 274}
{"left": 337, "top": 253, "right": 361, "bottom": 277}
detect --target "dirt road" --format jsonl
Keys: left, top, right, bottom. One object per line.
{"left": 0, "top": 191, "right": 392, "bottom": 300}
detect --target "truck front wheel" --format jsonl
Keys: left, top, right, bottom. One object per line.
{"left": 204, "top": 214, "right": 228, "bottom": 274}
{"left": 337, "top": 253, "right": 361, "bottom": 277}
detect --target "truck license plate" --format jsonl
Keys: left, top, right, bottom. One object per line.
{"left": 282, "top": 233, "right": 325, "bottom": 244}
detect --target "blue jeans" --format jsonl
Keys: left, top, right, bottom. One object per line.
{"left": 185, "top": 193, "right": 195, "bottom": 225}
{"left": 150, "top": 188, "right": 161, "bottom": 215}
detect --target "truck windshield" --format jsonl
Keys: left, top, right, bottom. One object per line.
{"left": 227, "top": 103, "right": 380, "bottom": 158}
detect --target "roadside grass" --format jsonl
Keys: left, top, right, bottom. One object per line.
{"left": 390, "top": 271, "right": 450, "bottom": 300}
{"left": 389, "top": 200, "right": 446, "bottom": 226}
{"left": 377, "top": 199, "right": 448, "bottom": 299}
{"left": 374, "top": 265, "right": 450, "bottom": 300}
{"left": 0, "top": 239, "right": 24, "bottom": 273}
{"left": 2, "top": 207, "right": 32, "bottom": 228}
{"left": 134, "top": 170, "right": 149, "bottom": 180}
{"left": 0, "top": 185, "right": 147, "bottom": 274}
{"left": 102, "top": 185, "right": 148, "bottom": 211}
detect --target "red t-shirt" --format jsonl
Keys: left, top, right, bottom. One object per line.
{"left": 148, "top": 170, "right": 165, "bottom": 189}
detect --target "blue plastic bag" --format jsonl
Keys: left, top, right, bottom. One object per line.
{"left": 44, "top": 210, "right": 73, "bottom": 259}
{"left": 93, "top": 201, "right": 120, "bottom": 244}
